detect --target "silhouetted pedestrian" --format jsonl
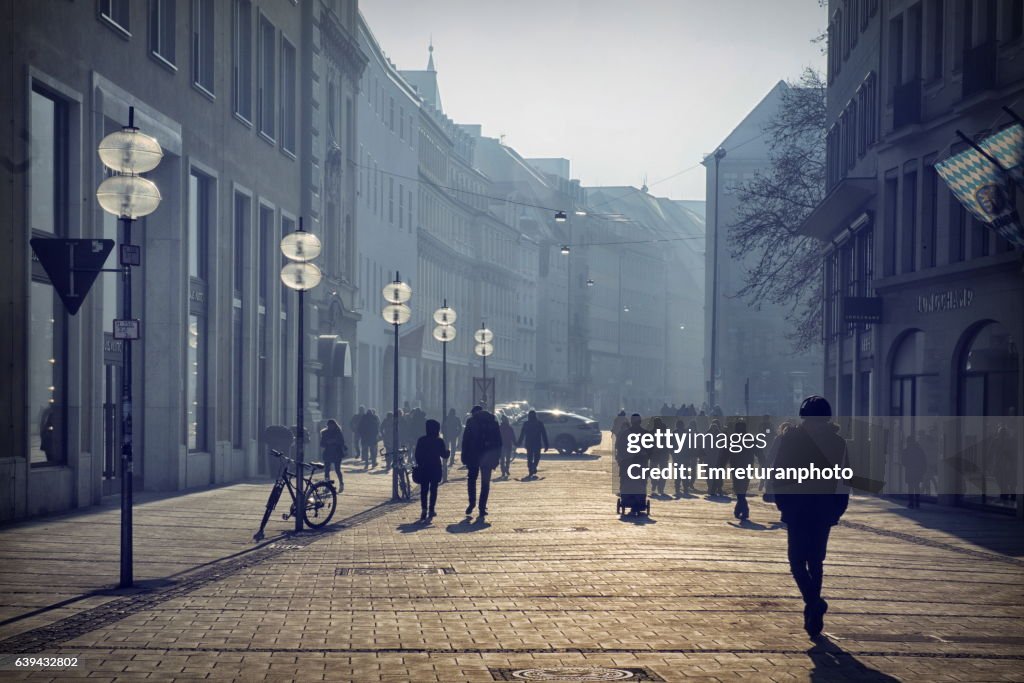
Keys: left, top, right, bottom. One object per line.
{"left": 902, "top": 434, "right": 926, "bottom": 508}
{"left": 358, "top": 409, "right": 380, "bottom": 469}
{"left": 414, "top": 419, "right": 448, "bottom": 521}
{"left": 774, "top": 395, "right": 850, "bottom": 638}
{"left": 349, "top": 407, "right": 365, "bottom": 461}
{"left": 649, "top": 417, "right": 671, "bottom": 496}
{"left": 319, "top": 419, "right": 346, "bottom": 491}
{"left": 499, "top": 414, "right": 516, "bottom": 478}
{"left": 517, "top": 410, "right": 549, "bottom": 478}
{"left": 729, "top": 420, "right": 756, "bottom": 520}
{"left": 462, "top": 406, "right": 502, "bottom": 516}
{"left": 616, "top": 413, "right": 650, "bottom": 516}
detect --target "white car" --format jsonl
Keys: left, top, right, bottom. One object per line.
{"left": 514, "top": 410, "right": 601, "bottom": 455}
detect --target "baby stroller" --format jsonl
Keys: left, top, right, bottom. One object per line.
{"left": 616, "top": 492, "right": 651, "bottom": 517}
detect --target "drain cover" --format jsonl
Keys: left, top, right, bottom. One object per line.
{"left": 513, "top": 526, "right": 589, "bottom": 533}
{"left": 490, "top": 667, "right": 663, "bottom": 681}
{"left": 335, "top": 566, "right": 456, "bottom": 576}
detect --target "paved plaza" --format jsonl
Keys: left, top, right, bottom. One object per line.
{"left": 1, "top": 436, "right": 1023, "bottom": 682}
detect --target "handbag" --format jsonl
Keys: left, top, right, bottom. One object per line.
{"left": 412, "top": 465, "right": 424, "bottom": 485}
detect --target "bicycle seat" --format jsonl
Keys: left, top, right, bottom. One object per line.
{"left": 304, "top": 461, "right": 325, "bottom": 471}
{"left": 270, "top": 449, "right": 283, "bottom": 458}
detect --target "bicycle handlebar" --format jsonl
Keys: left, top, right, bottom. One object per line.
{"left": 269, "top": 449, "right": 324, "bottom": 472}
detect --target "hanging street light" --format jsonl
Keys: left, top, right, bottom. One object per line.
{"left": 382, "top": 272, "right": 412, "bottom": 500}
{"left": 560, "top": 245, "right": 570, "bottom": 255}
{"left": 96, "top": 106, "right": 163, "bottom": 589}
{"left": 280, "top": 218, "right": 322, "bottom": 532}
{"left": 554, "top": 210, "right": 567, "bottom": 222}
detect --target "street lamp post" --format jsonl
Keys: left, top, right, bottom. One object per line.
{"left": 280, "top": 218, "right": 323, "bottom": 533}
{"left": 96, "top": 106, "right": 163, "bottom": 588}
{"left": 474, "top": 325, "right": 494, "bottom": 411}
{"left": 433, "top": 302, "right": 456, "bottom": 481}
{"left": 708, "top": 146, "right": 726, "bottom": 413}
{"left": 382, "top": 273, "right": 412, "bottom": 500}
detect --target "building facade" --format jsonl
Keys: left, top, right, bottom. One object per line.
{"left": 803, "top": 0, "right": 1024, "bottom": 514}
{"left": 704, "top": 82, "right": 824, "bottom": 417}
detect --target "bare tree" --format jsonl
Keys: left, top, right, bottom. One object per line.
{"left": 727, "top": 68, "right": 826, "bottom": 352}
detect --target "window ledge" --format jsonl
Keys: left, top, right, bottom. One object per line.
{"left": 149, "top": 51, "right": 178, "bottom": 73}
{"left": 281, "top": 147, "right": 297, "bottom": 161}
{"left": 191, "top": 82, "right": 216, "bottom": 102}
{"left": 258, "top": 131, "right": 276, "bottom": 146}
{"left": 233, "top": 111, "right": 253, "bottom": 129}
{"left": 99, "top": 16, "right": 131, "bottom": 40}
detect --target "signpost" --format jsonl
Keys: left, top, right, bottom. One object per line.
{"left": 29, "top": 238, "right": 114, "bottom": 315}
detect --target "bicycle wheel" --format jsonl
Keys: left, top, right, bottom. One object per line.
{"left": 398, "top": 467, "right": 412, "bottom": 500}
{"left": 303, "top": 481, "right": 337, "bottom": 528}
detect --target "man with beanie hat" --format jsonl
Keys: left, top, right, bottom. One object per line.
{"left": 774, "top": 395, "right": 850, "bottom": 638}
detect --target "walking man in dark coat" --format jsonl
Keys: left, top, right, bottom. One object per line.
{"left": 461, "top": 406, "right": 502, "bottom": 517}
{"left": 774, "top": 395, "right": 850, "bottom": 638}
{"left": 516, "top": 410, "right": 549, "bottom": 478}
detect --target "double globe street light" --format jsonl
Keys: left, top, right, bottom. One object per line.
{"left": 433, "top": 303, "right": 456, "bottom": 479}
{"left": 96, "top": 106, "right": 164, "bottom": 588}
{"left": 474, "top": 325, "right": 494, "bottom": 411}
{"left": 280, "top": 218, "right": 322, "bottom": 532}
{"left": 382, "top": 273, "right": 412, "bottom": 500}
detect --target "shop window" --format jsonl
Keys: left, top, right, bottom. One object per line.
{"left": 187, "top": 170, "right": 213, "bottom": 452}
{"left": 959, "top": 321, "right": 1019, "bottom": 417}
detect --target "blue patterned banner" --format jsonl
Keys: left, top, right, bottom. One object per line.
{"left": 935, "top": 123, "right": 1024, "bottom": 249}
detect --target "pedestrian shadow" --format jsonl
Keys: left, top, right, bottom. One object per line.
{"left": 673, "top": 492, "right": 699, "bottom": 499}
{"left": 446, "top": 517, "right": 491, "bottom": 533}
{"left": 520, "top": 476, "right": 546, "bottom": 482}
{"left": 807, "top": 636, "right": 899, "bottom": 681}
{"left": 397, "top": 521, "right": 431, "bottom": 534}
{"left": 619, "top": 514, "right": 657, "bottom": 525}
{"left": 704, "top": 494, "right": 732, "bottom": 503}
{"left": 727, "top": 519, "right": 783, "bottom": 531}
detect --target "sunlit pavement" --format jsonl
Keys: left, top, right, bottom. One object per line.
{"left": 1, "top": 434, "right": 1023, "bottom": 682}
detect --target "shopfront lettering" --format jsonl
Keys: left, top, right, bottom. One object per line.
{"left": 189, "top": 288, "right": 205, "bottom": 304}
{"left": 917, "top": 288, "right": 974, "bottom": 314}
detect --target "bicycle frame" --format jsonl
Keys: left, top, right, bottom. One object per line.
{"left": 254, "top": 450, "right": 332, "bottom": 541}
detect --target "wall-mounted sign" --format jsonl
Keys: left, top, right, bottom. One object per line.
{"left": 917, "top": 288, "right": 974, "bottom": 314}
{"left": 113, "top": 319, "right": 141, "bottom": 340}
{"left": 842, "top": 296, "right": 882, "bottom": 323}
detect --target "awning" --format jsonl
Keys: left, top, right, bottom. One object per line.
{"left": 798, "top": 177, "right": 876, "bottom": 241}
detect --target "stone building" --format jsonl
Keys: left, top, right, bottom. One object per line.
{"left": 801, "top": 0, "right": 1023, "bottom": 514}
{"left": 1, "top": 0, "right": 364, "bottom": 521}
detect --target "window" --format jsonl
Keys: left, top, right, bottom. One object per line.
{"left": 191, "top": 0, "right": 215, "bottom": 94}
{"left": 399, "top": 183, "right": 405, "bottom": 229}
{"left": 28, "top": 86, "right": 69, "bottom": 466}
{"left": 1010, "top": 0, "right": 1024, "bottom": 42}
{"left": 188, "top": 171, "right": 211, "bottom": 281}
{"left": 907, "top": 3, "right": 923, "bottom": 81}
{"left": 258, "top": 204, "right": 272, "bottom": 304}
{"left": 949, "top": 182, "right": 967, "bottom": 263}
{"left": 388, "top": 177, "right": 394, "bottom": 223}
{"left": 928, "top": 0, "right": 944, "bottom": 79}
{"left": 100, "top": 0, "right": 130, "bottom": 35}
{"left": 901, "top": 167, "right": 918, "bottom": 274}
{"left": 884, "top": 173, "right": 899, "bottom": 276}
{"left": 399, "top": 106, "right": 405, "bottom": 140}
{"left": 187, "top": 313, "right": 206, "bottom": 451}
{"left": 280, "top": 38, "right": 297, "bottom": 153}
{"left": 389, "top": 96, "right": 395, "bottom": 131}
{"left": 234, "top": 192, "right": 249, "bottom": 297}
{"left": 407, "top": 188, "right": 413, "bottom": 232}
{"left": 889, "top": 14, "right": 905, "bottom": 97}
{"left": 233, "top": 0, "right": 253, "bottom": 121}
{"left": 258, "top": 15, "right": 276, "bottom": 139}
{"left": 149, "top": 0, "right": 175, "bottom": 65}
{"left": 922, "top": 156, "right": 938, "bottom": 268}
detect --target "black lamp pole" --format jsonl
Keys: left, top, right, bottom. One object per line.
{"left": 118, "top": 106, "right": 137, "bottom": 589}
{"left": 294, "top": 218, "right": 306, "bottom": 533}
{"left": 392, "top": 271, "right": 400, "bottom": 501}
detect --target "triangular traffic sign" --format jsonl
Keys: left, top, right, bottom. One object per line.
{"left": 30, "top": 238, "right": 115, "bottom": 315}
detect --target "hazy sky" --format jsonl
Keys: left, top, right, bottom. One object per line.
{"left": 361, "top": 0, "right": 827, "bottom": 201}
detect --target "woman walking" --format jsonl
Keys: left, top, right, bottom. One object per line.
{"left": 414, "top": 419, "right": 449, "bottom": 521}
{"left": 319, "top": 419, "right": 347, "bottom": 492}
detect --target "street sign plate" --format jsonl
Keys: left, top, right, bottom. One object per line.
{"left": 120, "top": 244, "right": 141, "bottom": 266}
{"left": 30, "top": 238, "right": 114, "bottom": 315}
{"left": 113, "top": 319, "right": 140, "bottom": 340}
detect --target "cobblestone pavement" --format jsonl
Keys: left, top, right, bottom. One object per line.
{"left": 1, "top": 436, "right": 1023, "bottom": 682}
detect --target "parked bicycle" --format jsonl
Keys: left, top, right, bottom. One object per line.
{"left": 253, "top": 449, "right": 338, "bottom": 541}
{"left": 380, "top": 446, "right": 413, "bottom": 500}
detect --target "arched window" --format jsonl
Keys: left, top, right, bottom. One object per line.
{"left": 959, "top": 322, "right": 1019, "bottom": 417}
